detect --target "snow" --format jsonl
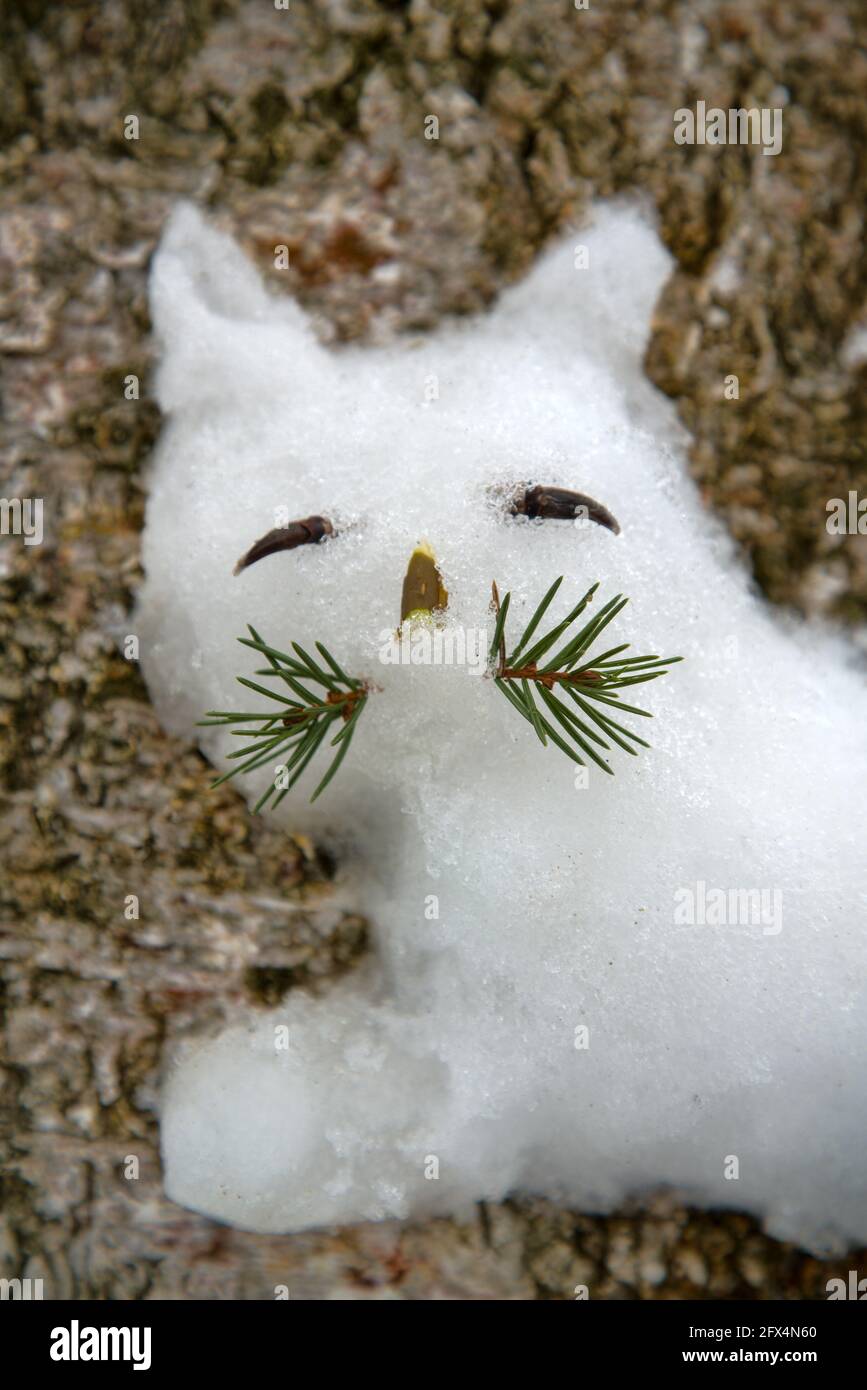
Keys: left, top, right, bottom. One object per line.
{"left": 137, "top": 200, "right": 867, "bottom": 1250}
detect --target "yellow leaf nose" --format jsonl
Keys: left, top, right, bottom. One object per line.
{"left": 400, "top": 541, "right": 448, "bottom": 624}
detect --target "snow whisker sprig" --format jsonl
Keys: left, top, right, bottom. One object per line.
{"left": 490, "top": 576, "right": 681, "bottom": 774}
{"left": 198, "top": 624, "right": 368, "bottom": 808}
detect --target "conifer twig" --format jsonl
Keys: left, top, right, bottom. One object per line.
{"left": 198, "top": 625, "right": 369, "bottom": 808}
{"left": 490, "top": 578, "right": 682, "bottom": 774}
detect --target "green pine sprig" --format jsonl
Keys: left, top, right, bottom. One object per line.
{"left": 198, "top": 625, "right": 368, "bottom": 809}
{"left": 490, "top": 577, "right": 682, "bottom": 775}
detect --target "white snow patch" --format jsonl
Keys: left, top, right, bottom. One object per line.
{"left": 137, "top": 200, "right": 867, "bottom": 1250}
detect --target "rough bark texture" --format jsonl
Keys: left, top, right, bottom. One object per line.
{"left": 1, "top": 0, "right": 865, "bottom": 1299}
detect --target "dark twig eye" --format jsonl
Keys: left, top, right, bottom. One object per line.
{"left": 509, "top": 485, "right": 620, "bottom": 535}
{"left": 233, "top": 516, "right": 334, "bottom": 575}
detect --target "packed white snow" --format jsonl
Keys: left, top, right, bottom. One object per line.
{"left": 138, "top": 200, "right": 867, "bottom": 1251}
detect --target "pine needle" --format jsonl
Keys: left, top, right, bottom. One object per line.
{"left": 491, "top": 576, "right": 681, "bottom": 776}
{"left": 198, "top": 629, "right": 368, "bottom": 807}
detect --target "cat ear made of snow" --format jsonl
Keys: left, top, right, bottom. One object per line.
{"left": 148, "top": 201, "right": 330, "bottom": 414}
{"left": 496, "top": 197, "right": 673, "bottom": 373}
